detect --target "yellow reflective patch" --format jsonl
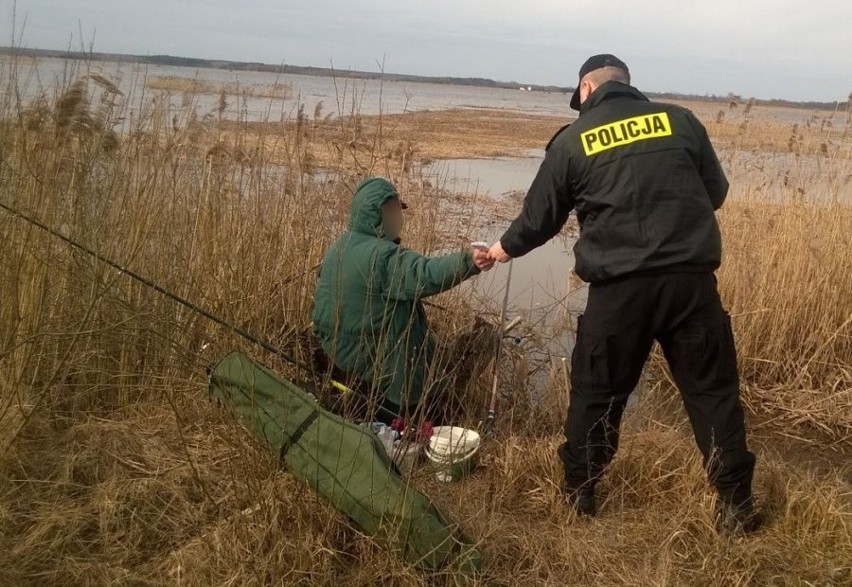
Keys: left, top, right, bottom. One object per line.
{"left": 581, "top": 112, "right": 672, "bottom": 156}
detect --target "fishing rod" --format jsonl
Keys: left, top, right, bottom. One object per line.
{"left": 481, "top": 258, "right": 514, "bottom": 438}
{"left": 0, "top": 199, "right": 398, "bottom": 419}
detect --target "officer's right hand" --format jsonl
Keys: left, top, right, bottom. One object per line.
{"left": 488, "top": 241, "right": 512, "bottom": 264}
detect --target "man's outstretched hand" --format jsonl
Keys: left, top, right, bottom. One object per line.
{"left": 472, "top": 247, "right": 495, "bottom": 272}
{"left": 488, "top": 241, "right": 512, "bottom": 264}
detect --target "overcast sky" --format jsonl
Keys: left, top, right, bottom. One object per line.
{"left": 6, "top": 0, "right": 851, "bottom": 102}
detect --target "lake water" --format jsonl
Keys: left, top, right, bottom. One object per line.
{"left": 427, "top": 154, "right": 585, "bottom": 315}
{"left": 6, "top": 56, "right": 839, "bottom": 127}
{"left": 5, "top": 56, "right": 575, "bottom": 121}
{"left": 422, "top": 153, "right": 587, "bottom": 370}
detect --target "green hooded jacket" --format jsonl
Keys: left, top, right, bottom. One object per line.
{"left": 312, "top": 178, "right": 480, "bottom": 410}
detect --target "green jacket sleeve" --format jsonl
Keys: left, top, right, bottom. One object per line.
{"left": 384, "top": 248, "right": 479, "bottom": 302}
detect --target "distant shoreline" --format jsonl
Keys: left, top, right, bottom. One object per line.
{"left": 0, "top": 46, "right": 841, "bottom": 111}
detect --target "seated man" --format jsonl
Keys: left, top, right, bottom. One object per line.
{"left": 312, "top": 177, "right": 493, "bottom": 424}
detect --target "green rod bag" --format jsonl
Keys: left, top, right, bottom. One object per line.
{"left": 208, "top": 351, "right": 481, "bottom": 572}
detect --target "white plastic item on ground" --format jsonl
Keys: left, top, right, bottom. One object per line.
{"left": 369, "top": 423, "right": 422, "bottom": 477}
{"left": 370, "top": 423, "right": 398, "bottom": 457}
{"left": 426, "top": 426, "right": 481, "bottom": 482}
{"left": 390, "top": 440, "right": 422, "bottom": 477}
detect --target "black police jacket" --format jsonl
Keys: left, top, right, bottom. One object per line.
{"left": 500, "top": 81, "right": 729, "bottom": 283}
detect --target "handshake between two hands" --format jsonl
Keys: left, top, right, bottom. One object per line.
{"left": 470, "top": 241, "right": 511, "bottom": 272}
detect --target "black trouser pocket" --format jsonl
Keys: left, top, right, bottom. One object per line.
{"left": 571, "top": 315, "right": 613, "bottom": 391}
{"left": 715, "top": 311, "right": 739, "bottom": 387}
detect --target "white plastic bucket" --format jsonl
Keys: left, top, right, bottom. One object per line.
{"left": 425, "top": 426, "right": 481, "bottom": 482}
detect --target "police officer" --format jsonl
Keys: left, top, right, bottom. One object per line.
{"left": 488, "top": 55, "right": 759, "bottom": 532}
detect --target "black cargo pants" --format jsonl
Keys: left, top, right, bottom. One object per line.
{"left": 557, "top": 272, "right": 756, "bottom": 507}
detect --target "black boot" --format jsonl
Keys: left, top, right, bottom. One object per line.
{"left": 564, "top": 482, "right": 597, "bottom": 517}
{"left": 715, "top": 496, "right": 761, "bottom": 534}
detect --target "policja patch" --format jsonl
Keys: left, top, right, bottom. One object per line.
{"left": 580, "top": 112, "right": 672, "bottom": 156}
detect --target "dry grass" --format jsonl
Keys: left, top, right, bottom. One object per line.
{"left": 210, "top": 108, "right": 564, "bottom": 174}
{"left": 1, "top": 64, "right": 850, "bottom": 585}
{"left": 322, "top": 108, "right": 563, "bottom": 160}
{"left": 717, "top": 196, "right": 852, "bottom": 442}
{"left": 712, "top": 103, "right": 852, "bottom": 445}
{"left": 218, "top": 98, "right": 848, "bottom": 174}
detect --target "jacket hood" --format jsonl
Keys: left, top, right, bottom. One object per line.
{"left": 349, "top": 177, "right": 400, "bottom": 240}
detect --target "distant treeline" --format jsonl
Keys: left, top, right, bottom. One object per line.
{"left": 0, "top": 46, "right": 841, "bottom": 111}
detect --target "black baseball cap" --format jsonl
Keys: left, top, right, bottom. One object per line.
{"left": 570, "top": 54, "right": 629, "bottom": 110}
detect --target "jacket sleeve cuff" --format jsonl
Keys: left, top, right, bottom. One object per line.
{"left": 465, "top": 253, "right": 482, "bottom": 276}
{"left": 500, "top": 234, "right": 525, "bottom": 259}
